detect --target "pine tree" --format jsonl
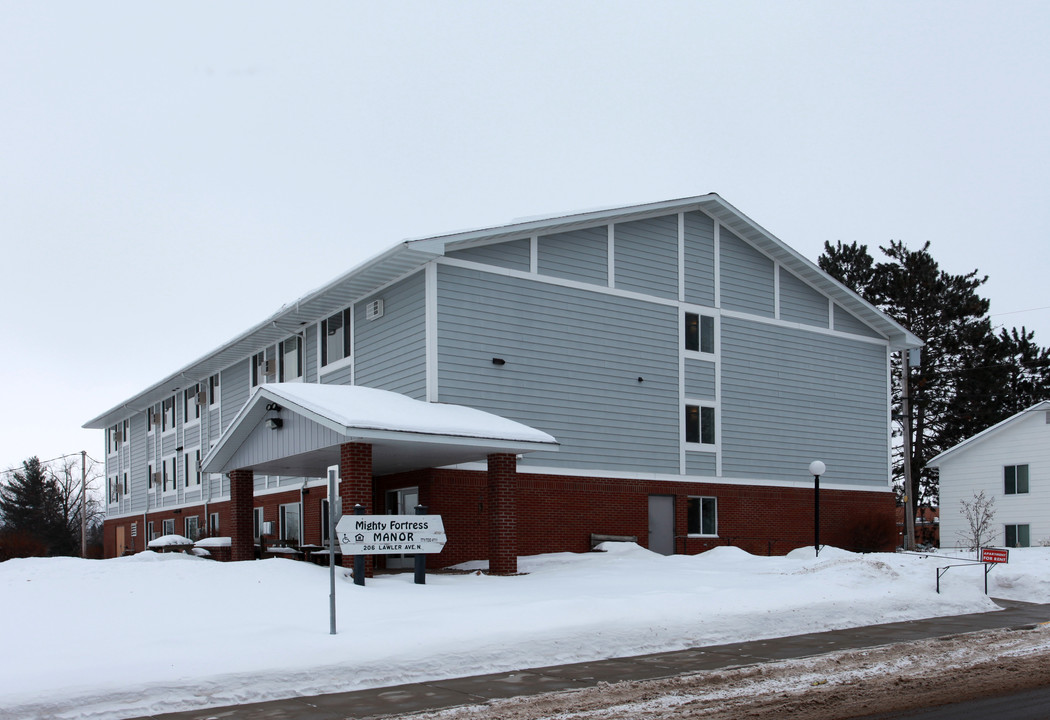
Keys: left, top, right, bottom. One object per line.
{"left": 819, "top": 240, "right": 1021, "bottom": 512}
{"left": 0, "top": 457, "right": 78, "bottom": 557}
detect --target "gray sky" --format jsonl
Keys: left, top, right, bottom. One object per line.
{"left": 2, "top": 1, "right": 1048, "bottom": 471}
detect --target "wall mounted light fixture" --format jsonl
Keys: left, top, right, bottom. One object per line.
{"left": 492, "top": 358, "right": 506, "bottom": 366}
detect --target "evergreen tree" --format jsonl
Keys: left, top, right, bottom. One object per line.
{"left": 0, "top": 457, "right": 78, "bottom": 557}
{"left": 818, "top": 240, "right": 1036, "bottom": 511}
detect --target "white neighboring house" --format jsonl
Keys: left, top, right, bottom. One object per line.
{"left": 930, "top": 401, "right": 1050, "bottom": 550}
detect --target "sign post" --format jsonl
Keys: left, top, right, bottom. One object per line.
{"left": 327, "top": 467, "right": 338, "bottom": 635}
{"left": 980, "top": 547, "right": 1009, "bottom": 594}
{"left": 336, "top": 512, "right": 447, "bottom": 586}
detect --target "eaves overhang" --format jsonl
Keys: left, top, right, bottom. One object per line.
{"left": 927, "top": 400, "right": 1050, "bottom": 468}
{"left": 83, "top": 242, "right": 443, "bottom": 429}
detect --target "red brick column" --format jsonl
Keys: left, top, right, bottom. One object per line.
{"left": 488, "top": 453, "right": 518, "bottom": 575}
{"left": 339, "top": 442, "right": 374, "bottom": 577}
{"left": 229, "top": 469, "right": 255, "bottom": 562}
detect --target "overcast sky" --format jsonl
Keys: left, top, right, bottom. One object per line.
{"left": 1, "top": 1, "right": 1048, "bottom": 473}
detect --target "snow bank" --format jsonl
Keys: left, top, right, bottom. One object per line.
{"left": 2, "top": 545, "right": 1047, "bottom": 720}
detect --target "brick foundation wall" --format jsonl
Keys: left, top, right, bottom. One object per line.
{"left": 102, "top": 470, "right": 897, "bottom": 567}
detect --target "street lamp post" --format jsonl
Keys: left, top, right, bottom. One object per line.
{"left": 809, "top": 460, "right": 826, "bottom": 557}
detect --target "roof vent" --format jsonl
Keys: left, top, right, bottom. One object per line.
{"left": 366, "top": 299, "right": 384, "bottom": 321}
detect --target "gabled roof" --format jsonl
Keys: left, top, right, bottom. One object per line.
{"left": 200, "top": 384, "right": 558, "bottom": 477}
{"left": 85, "top": 193, "right": 921, "bottom": 429}
{"left": 927, "top": 401, "right": 1050, "bottom": 468}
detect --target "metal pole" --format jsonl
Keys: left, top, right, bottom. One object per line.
{"left": 414, "top": 504, "right": 427, "bottom": 585}
{"left": 81, "top": 451, "right": 87, "bottom": 558}
{"left": 901, "top": 351, "right": 916, "bottom": 551}
{"left": 814, "top": 472, "right": 820, "bottom": 558}
{"left": 353, "top": 504, "right": 366, "bottom": 586}
{"left": 328, "top": 468, "right": 338, "bottom": 635}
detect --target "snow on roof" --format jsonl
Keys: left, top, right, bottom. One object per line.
{"left": 147, "top": 534, "right": 194, "bottom": 548}
{"left": 194, "top": 537, "right": 232, "bottom": 548}
{"left": 262, "top": 383, "right": 557, "bottom": 445}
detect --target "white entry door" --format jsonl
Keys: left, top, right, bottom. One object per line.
{"left": 386, "top": 487, "right": 419, "bottom": 569}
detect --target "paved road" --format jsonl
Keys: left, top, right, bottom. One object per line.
{"left": 137, "top": 599, "right": 1050, "bottom": 720}
{"left": 856, "top": 685, "right": 1050, "bottom": 720}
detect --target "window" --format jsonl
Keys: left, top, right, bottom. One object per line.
{"left": 184, "top": 516, "right": 199, "bottom": 541}
{"left": 280, "top": 336, "right": 303, "bottom": 381}
{"left": 1005, "top": 465, "right": 1029, "bottom": 495}
{"left": 209, "top": 512, "right": 220, "bottom": 535}
{"left": 122, "top": 472, "right": 128, "bottom": 496}
{"left": 1005, "top": 524, "right": 1030, "bottom": 548}
{"left": 320, "top": 498, "right": 332, "bottom": 545}
{"left": 184, "top": 385, "right": 201, "bottom": 423}
{"left": 148, "top": 463, "right": 155, "bottom": 490}
{"left": 184, "top": 450, "right": 201, "bottom": 487}
{"left": 146, "top": 406, "right": 154, "bottom": 434}
{"left": 162, "top": 518, "right": 174, "bottom": 536}
{"left": 685, "top": 405, "right": 716, "bottom": 445}
{"left": 108, "top": 475, "right": 119, "bottom": 504}
{"left": 687, "top": 497, "right": 717, "bottom": 535}
{"left": 209, "top": 373, "right": 220, "bottom": 405}
{"left": 253, "top": 507, "right": 264, "bottom": 541}
{"left": 162, "top": 397, "right": 176, "bottom": 433}
{"left": 685, "top": 312, "right": 715, "bottom": 354}
{"left": 147, "top": 521, "right": 155, "bottom": 541}
{"left": 321, "top": 308, "right": 352, "bottom": 366}
{"left": 162, "top": 456, "right": 176, "bottom": 493}
{"left": 279, "top": 502, "right": 301, "bottom": 545}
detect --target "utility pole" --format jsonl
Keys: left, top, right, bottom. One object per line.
{"left": 81, "top": 450, "right": 87, "bottom": 558}
{"left": 900, "top": 351, "right": 916, "bottom": 551}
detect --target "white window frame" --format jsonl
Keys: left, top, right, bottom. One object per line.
{"left": 183, "top": 385, "right": 201, "bottom": 426}
{"left": 1004, "top": 464, "right": 1030, "bottom": 495}
{"left": 280, "top": 335, "right": 304, "bottom": 382}
{"left": 684, "top": 401, "right": 717, "bottom": 448}
{"left": 161, "top": 397, "right": 176, "bottom": 435}
{"left": 686, "top": 496, "right": 718, "bottom": 537}
{"left": 253, "top": 507, "right": 264, "bottom": 541}
{"left": 161, "top": 455, "right": 177, "bottom": 495}
{"left": 279, "top": 502, "right": 301, "bottom": 545}
{"left": 162, "top": 518, "right": 175, "bottom": 536}
{"left": 184, "top": 515, "right": 199, "bottom": 541}
{"left": 1005, "top": 523, "right": 1030, "bottom": 548}
{"left": 209, "top": 512, "right": 220, "bottom": 535}
{"left": 209, "top": 373, "right": 220, "bottom": 406}
{"left": 683, "top": 310, "right": 717, "bottom": 357}
{"left": 183, "top": 449, "right": 201, "bottom": 488}
{"left": 320, "top": 308, "right": 353, "bottom": 371}
{"left": 147, "top": 520, "right": 155, "bottom": 541}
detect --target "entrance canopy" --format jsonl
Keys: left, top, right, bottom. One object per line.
{"left": 200, "top": 384, "right": 558, "bottom": 478}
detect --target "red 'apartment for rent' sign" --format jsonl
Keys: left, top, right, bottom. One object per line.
{"left": 980, "top": 547, "right": 1009, "bottom": 564}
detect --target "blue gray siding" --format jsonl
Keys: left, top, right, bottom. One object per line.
{"left": 613, "top": 216, "right": 678, "bottom": 299}
{"left": 437, "top": 264, "right": 680, "bottom": 472}
{"left": 537, "top": 226, "right": 607, "bottom": 285}
{"left": 684, "top": 211, "right": 715, "bottom": 307}
{"left": 320, "top": 363, "right": 353, "bottom": 386}
{"left": 720, "top": 229, "right": 775, "bottom": 317}
{"left": 686, "top": 452, "right": 717, "bottom": 476}
{"left": 833, "top": 304, "right": 883, "bottom": 339}
{"left": 684, "top": 359, "right": 716, "bottom": 399}
{"left": 128, "top": 413, "right": 147, "bottom": 513}
{"left": 303, "top": 324, "right": 318, "bottom": 383}
{"left": 354, "top": 271, "right": 427, "bottom": 399}
{"left": 221, "top": 361, "right": 250, "bottom": 433}
{"left": 227, "top": 413, "right": 346, "bottom": 472}
{"left": 447, "top": 238, "right": 531, "bottom": 271}
{"left": 779, "top": 267, "right": 830, "bottom": 327}
{"left": 720, "top": 317, "right": 888, "bottom": 487}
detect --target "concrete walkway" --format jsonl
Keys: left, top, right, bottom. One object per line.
{"left": 138, "top": 599, "right": 1050, "bottom": 720}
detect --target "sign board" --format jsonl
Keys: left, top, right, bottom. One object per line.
{"left": 980, "top": 547, "right": 1009, "bottom": 564}
{"left": 336, "top": 514, "right": 446, "bottom": 555}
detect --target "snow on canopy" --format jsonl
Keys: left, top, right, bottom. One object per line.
{"left": 260, "top": 383, "right": 558, "bottom": 445}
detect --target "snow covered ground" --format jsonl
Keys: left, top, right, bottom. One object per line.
{"left": 3, "top": 543, "right": 1050, "bottom": 720}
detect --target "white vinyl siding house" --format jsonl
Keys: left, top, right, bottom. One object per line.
{"left": 930, "top": 402, "right": 1050, "bottom": 549}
